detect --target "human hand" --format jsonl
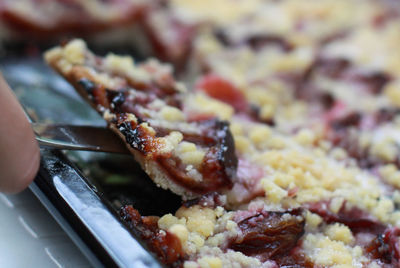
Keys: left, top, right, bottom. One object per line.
{"left": 0, "top": 74, "right": 40, "bottom": 193}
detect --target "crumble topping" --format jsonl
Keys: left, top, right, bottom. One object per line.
{"left": 46, "top": 39, "right": 238, "bottom": 199}
{"left": 43, "top": 0, "right": 400, "bottom": 264}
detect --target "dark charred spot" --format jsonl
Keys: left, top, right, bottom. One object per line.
{"left": 313, "top": 58, "right": 351, "bottom": 79}
{"left": 249, "top": 105, "right": 260, "bottom": 118}
{"left": 111, "top": 92, "right": 126, "bottom": 107}
{"left": 157, "top": 0, "right": 170, "bottom": 8}
{"left": 118, "top": 121, "right": 146, "bottom": 152}
{"left": 249, "top": 105, "right": 275, "bottom": 126}
{"left": 366, "top": 227, "right": 400, "bottom": 265}
{"left": 296, "top": 86, "right": 336, "bottom": 110}
{"left": 246, "top": 35, "right": 293, "bottom": 52}
{"left": 367, "top": 234, "right": 392, "bottom": 263}
{"left": 260, "top": 117, "right": 276, "bottom": 127}
{"left": 331, "top": 112, "right": 361, "bottom": 130}
{"left": 319, "top": 92, "right": 335, "bottom": 109}
{"left": 78, "top": 78, "right": 96, "bottom": 93}
{"left": 229, "top": 208, "right": 305, "bottom": 261}
{"left": 107, "top": 90, "right": 126, "bottom": 112}
{"left": 182, "top": 198, "right": 201, "bottom": 208}
{"left": 136, "top": 116, "right": 145, "bottom": 124}
{"left": 356, "top": 72, "right": 390, "bottom": 95}
{"left": 213, "top": 30, "right": 293, "bottom": 52}
{"left": 182, "top": 192, "right": 226, "bottom": 208}
{"left": 213, "top": 29, "right": 230, "bottom": 46}
{"left": 375, "top": 108, "right": 400, "bottom": 124}
{"left": 215, "top": 121, "right": 238, "bottom": 180}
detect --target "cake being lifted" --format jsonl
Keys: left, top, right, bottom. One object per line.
{"left": 44, "top": 39, "right": 237, "bottom": 200}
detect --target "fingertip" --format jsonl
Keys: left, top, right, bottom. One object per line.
{"left": 7, "top": 144, "right": 40, "bottom": 194}
{"left": 0, "top": 141, "right": 40, "bottom": 194}
{"left": 0, "top": 75, "right": 41, "bottom": 193}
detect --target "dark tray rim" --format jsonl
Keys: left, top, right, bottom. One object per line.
{"left": 32, "top": 148, "right": 163, "bottom": 268}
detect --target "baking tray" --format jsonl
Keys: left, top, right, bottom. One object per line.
{"left": 0, "top": 50, "right": 182, "bottom": 268}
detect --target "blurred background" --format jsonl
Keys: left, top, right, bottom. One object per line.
{"left": 1, "top": 0, "right": 400, "bottom": 267}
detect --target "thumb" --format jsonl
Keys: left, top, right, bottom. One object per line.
{"left": 0, "top": 74, "right": 40, "bottom": 193}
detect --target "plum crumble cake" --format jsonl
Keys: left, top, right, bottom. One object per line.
{"left": 46, "top": 36, "right": 400, "bottom": 267}
{"left": 41, "top": 0, "right": 400, "bottom": 267}
{"left": 0, "top": 0, "right": 148, "bottom": 39}
{"left": 45, "top": 39, "right": 237, "bottom": 200}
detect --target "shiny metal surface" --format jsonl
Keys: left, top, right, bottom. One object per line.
{"left": 32, "top": 123, "right": 130, "bottom": 154}
{"left": 1, "top": 57, "right": 169, "bottom": 268}
{"left": 34, "top": 149, "right": 161, "bottom": 268}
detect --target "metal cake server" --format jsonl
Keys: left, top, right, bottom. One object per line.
{"left": 32, "top": 123, "right": 130, "bottom": 154}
